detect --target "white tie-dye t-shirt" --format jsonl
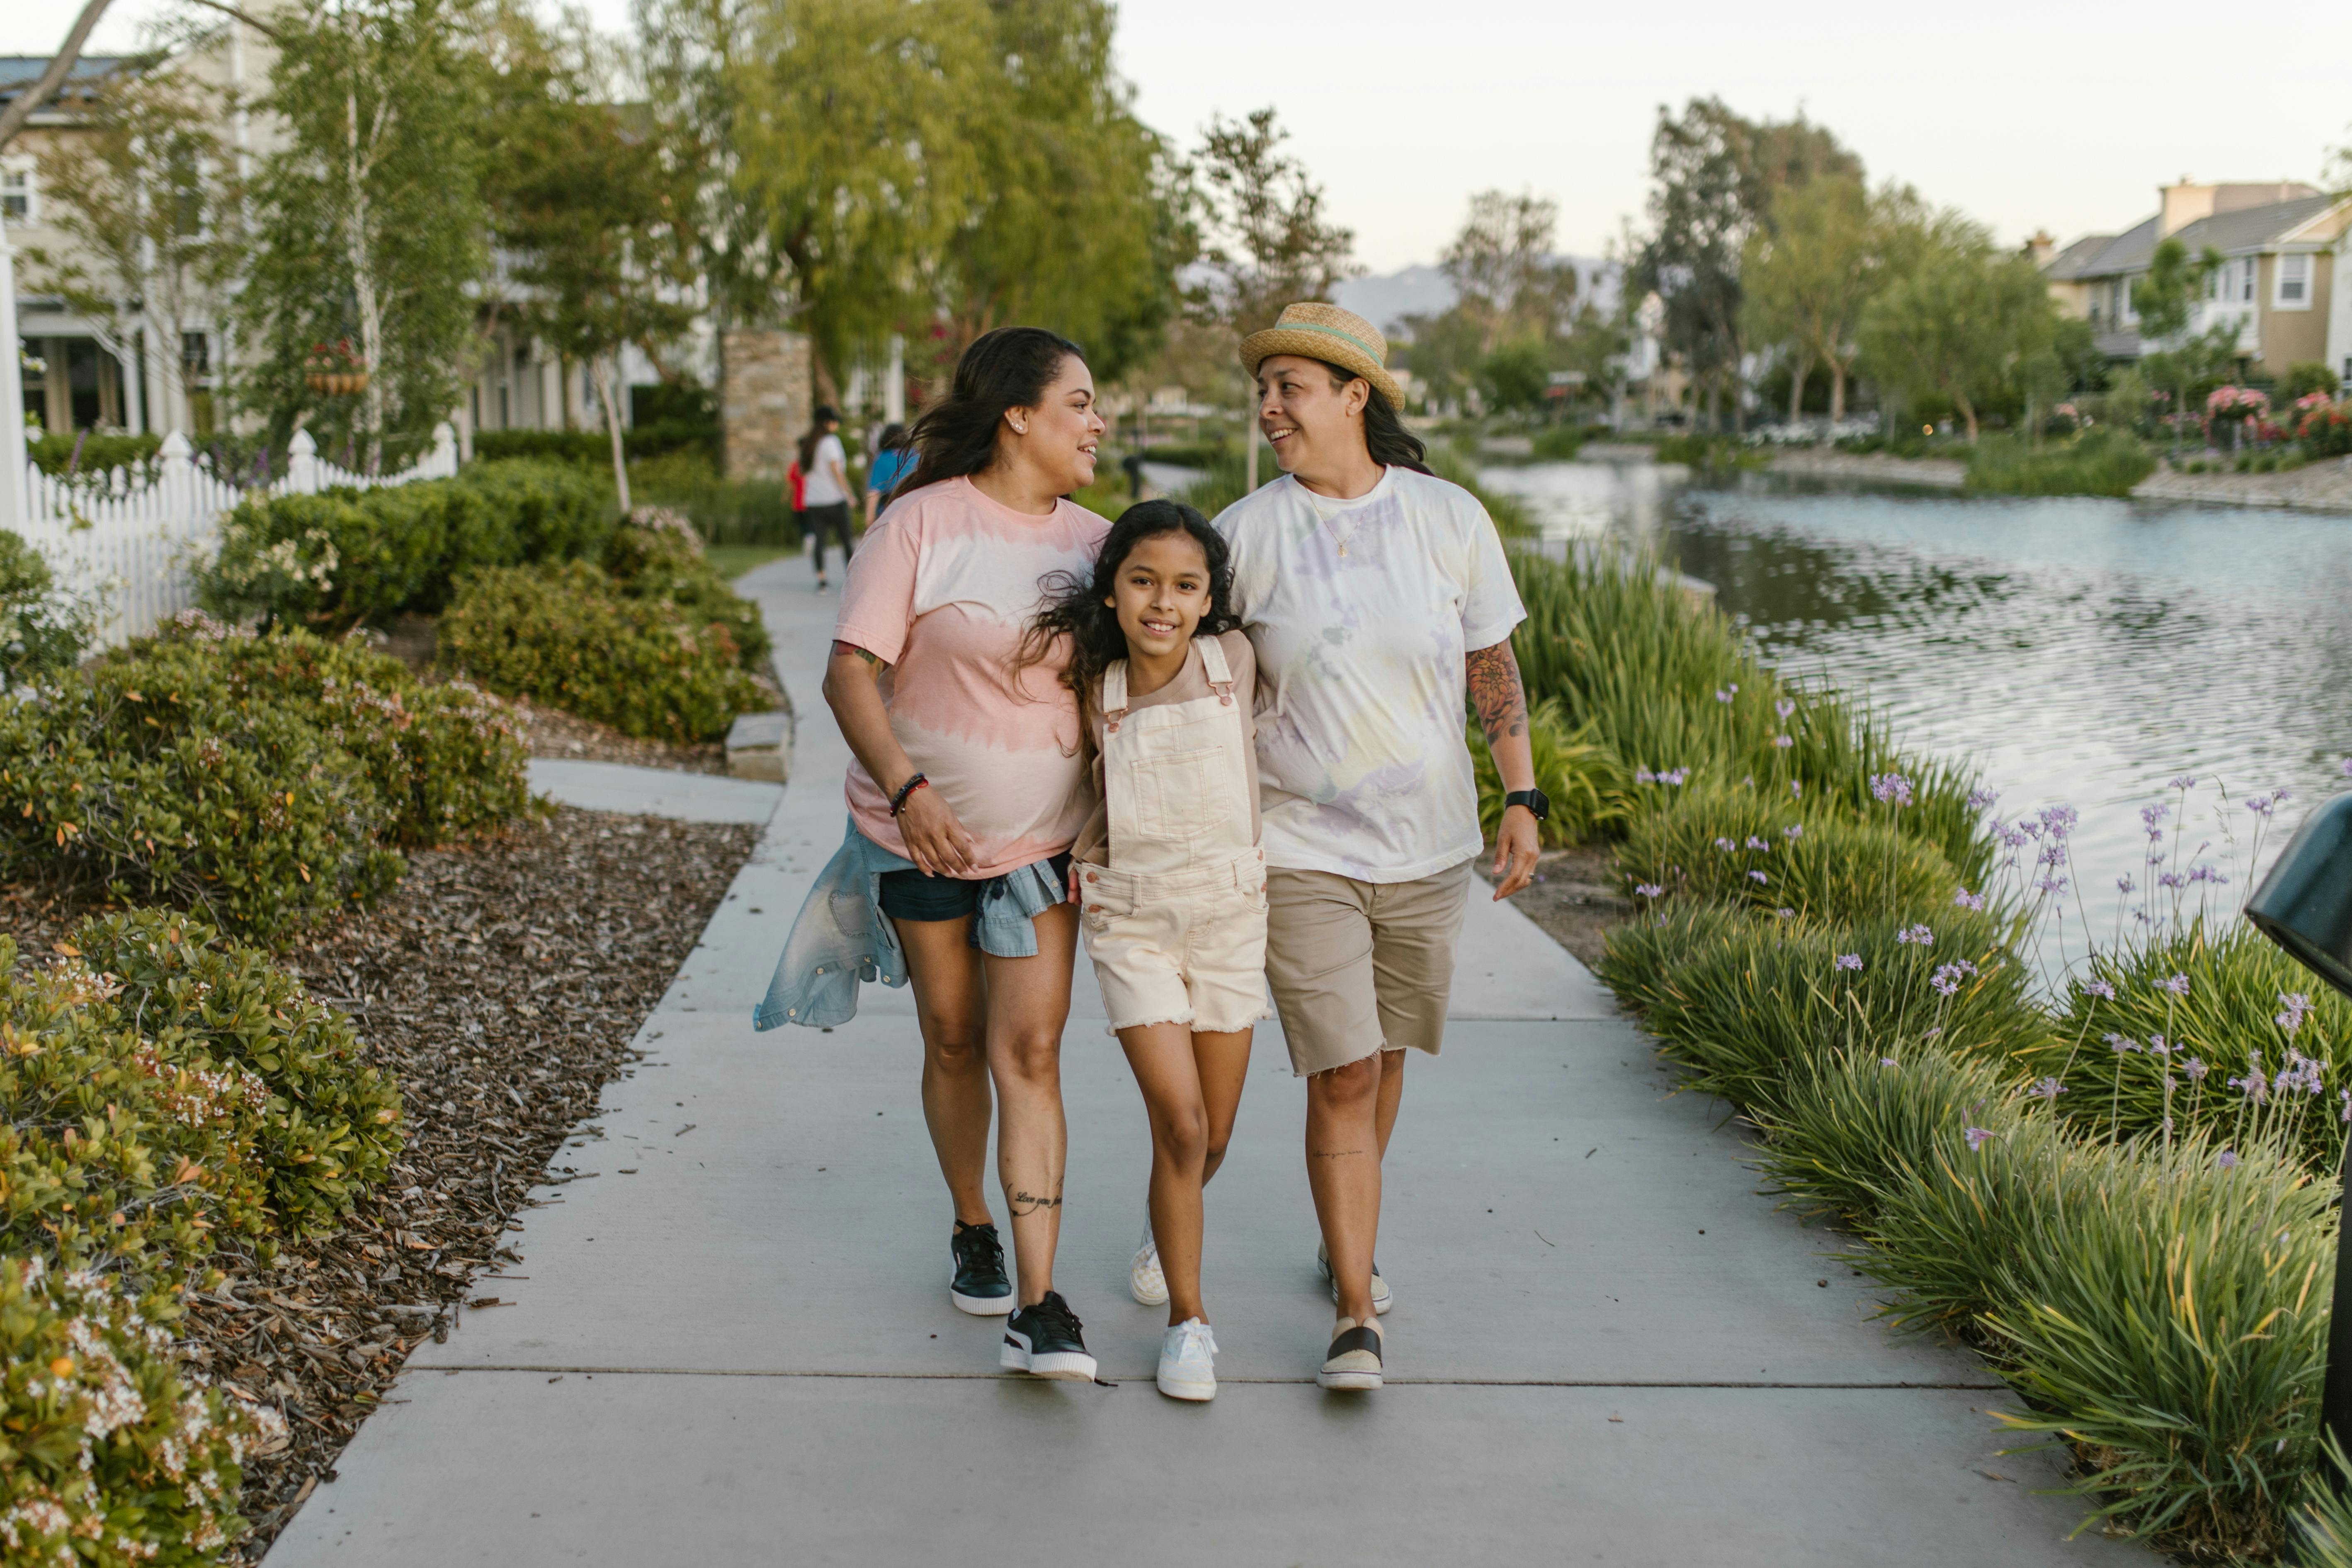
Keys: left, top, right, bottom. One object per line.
{"left": 1214, "top": 467, "right": 1526, "bottom": 883}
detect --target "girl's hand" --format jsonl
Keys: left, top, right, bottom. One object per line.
{"left": 896, "top": 785, "right": 978, "bottom": 878}
{"left": 1067, "top": 861, "right": 1084, "bottom": 907}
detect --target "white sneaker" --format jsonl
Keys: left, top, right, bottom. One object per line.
{"left": 1158, "top": 1317, "right": 1218, "bottom": 1401}
{"left": 1130, "top": 1225, "right": 1168, "bottom": 1307}
{"left": 1316, "top": 1240, "right": 1392, "bottom": 1315}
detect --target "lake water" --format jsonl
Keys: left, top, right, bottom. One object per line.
{"left": 1478, "top": 457, "right": 2352, "bottom": 966}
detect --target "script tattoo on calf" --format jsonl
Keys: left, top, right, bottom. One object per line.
{"left": 1008, "top": 1188, "right": 1063, "bottom": 1215}
{"left": 1466, "top": 641, "right": 1528, "bottom": 748}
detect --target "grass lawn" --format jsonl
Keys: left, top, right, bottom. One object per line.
{"left": 705, "top": 542, "right": 803, "bottom": 581}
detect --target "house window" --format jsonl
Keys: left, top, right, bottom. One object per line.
{"left": 0, "top": 163, "right": 32, "bottom": 225}
{"left": 2278, "top": 254, "right": 2310, "bottom": 307}
{"left": 181, "top": 332, "right": 210, "bottom": 379}
{"left": 2241, "top": 261, "right": 2255, "bottom": 303}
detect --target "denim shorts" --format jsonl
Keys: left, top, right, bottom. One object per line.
{"left": 880, "top": 853, "right": 1072, "bottom": 925}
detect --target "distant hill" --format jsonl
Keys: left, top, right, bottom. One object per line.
{"left": 1334, "top": 259, "right": 1619, "bottom": 340}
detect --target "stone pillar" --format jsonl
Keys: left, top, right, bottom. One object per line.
{"left": 721, "top": 328, "right": 811, "bottom": 480}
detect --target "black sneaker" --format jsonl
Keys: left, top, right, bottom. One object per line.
{"left": 950, "top": 1221, "right": 1013, "bottom": 1316}
{"left": 1000, "top": 1291, "right": 1097, "bottom": 1381}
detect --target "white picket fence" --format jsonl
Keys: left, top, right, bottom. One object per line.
{"left": 14, "top": 423, "right": 459, "bottom": 645}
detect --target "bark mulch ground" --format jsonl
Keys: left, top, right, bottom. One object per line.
{"left": 1, "top": 807, "right": 757, "bottom": 1561}
{"left": 1475, "top": 840, "right": 1630, "bottom": 970}
{"left": 513, "top": 697, "right": 729, "bottom": 774}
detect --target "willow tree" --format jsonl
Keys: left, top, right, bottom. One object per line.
{"left": 233, "top": 0, "right": 485, "bottom": 472}
{"left": 1739, "top": 174, "right": 1873, "bottom": 422}
{"left": 1857, "top": 209, "right": 2056, "bottom": 442}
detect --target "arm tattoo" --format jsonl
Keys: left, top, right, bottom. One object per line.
{"left": 831, "top": 640, "right": 881, "bottom": 668}
{"left": 1465, "top": 640, "right": 1528, "bottom": 746}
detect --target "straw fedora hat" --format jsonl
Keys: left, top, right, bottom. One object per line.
{"left": 1240, "top": 302, "right": 1405, "bottom": 413}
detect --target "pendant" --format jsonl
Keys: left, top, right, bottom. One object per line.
{"left": 1337, "top": 544, "right": 1348, "bottom": 557}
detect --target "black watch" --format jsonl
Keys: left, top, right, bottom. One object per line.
{"left": 1504, "top": 788, "right": 1550, "bottom": 823}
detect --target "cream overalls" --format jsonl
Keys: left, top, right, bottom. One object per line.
{"left": 1078, "top": 636, "right": 1270, "bottom": 1034}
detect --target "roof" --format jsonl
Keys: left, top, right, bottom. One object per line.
{"left": 2063, "top": 196, "right": 2343, "bottom": 279}
{"left": 0, "top": 55, "right": 133, "bottom": 114}
{"left": 2040, "top": 233, "right": 2117, "bottom": 281}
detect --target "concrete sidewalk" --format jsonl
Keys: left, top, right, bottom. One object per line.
{"left": 265, "top": 561, "right": 2139, "bottom": 1566}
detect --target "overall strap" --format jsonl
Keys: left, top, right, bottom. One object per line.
{"left": 1195, "top": 635, "right": 1235, "bottom": 705}
{"left": 1101, "top": 659, "right": 1130, "bottom": 731}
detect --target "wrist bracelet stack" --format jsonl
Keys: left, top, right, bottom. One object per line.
{"left": 889, "top": 772, "right": 929, "bottom": 816}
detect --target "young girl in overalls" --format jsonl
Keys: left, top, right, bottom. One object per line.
{"left": 1023, "top": 500, "right": 1267, "bottom": 1402}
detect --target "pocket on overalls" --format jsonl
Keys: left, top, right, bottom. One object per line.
{"left": 1132, "top": 748, "right": 1221, "bottom": 840}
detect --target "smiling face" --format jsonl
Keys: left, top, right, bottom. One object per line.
{"left": 1004, "top": 353, "right": 1104, "bottom": 493}
{"left": 1255, "top": 354, "right": 1369, "bottom": 479}
{"left": 1105, "top": 529, "right": 1213, "bottom": 663}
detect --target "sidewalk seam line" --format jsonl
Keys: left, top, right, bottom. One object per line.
{"left": 410, "top": 1366, "right": 2007, "bottom": 1390}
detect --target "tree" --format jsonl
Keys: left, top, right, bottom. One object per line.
{"left": 1739, "top": 174, "right": 1872, "bottom": 422}
{"left": 1187, "top": 107, "right": 1355, "bottom": 337}
{"left": 1441, "top": 190, "right": 1578, "bottom": 351}
{"left": 1856, "top": 211, "right": 2056, "bottom": 441}
{"left": 0, "top": 0, "right": 117, "bottom": 151}
{"left": 930, "top": 0, "right": 1187, "bottom": 381}
{"left": 233, "top": 0, "right": 487, "bottom": 472}
{"left": 1631, "top": 98, "right": 1860, "bottom": 432}
{"left": 2131, "top": 236, "right": 2238, "bottom": 455}
{"left": 489, "top": 23, "right": 697, "bottom": 509}
{"left": 23, "top": 65, "right": 242, "bottom": 433}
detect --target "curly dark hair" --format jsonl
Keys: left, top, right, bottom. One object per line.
{"left": 1014, "top": 499, "right": 1240, "bottom": 715}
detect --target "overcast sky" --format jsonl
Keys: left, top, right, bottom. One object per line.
{"left": 11, "top": 0, "right": 2350, "bottom": 272}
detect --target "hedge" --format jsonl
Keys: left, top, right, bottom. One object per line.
{"left": 440, "top": 559, "right": 769, "bottom": 743}
{"left": 196, "top": 459, "right": 609, "bottom": 630}
{"left": 472, "top": 418, "right": 716, "bottom": 466}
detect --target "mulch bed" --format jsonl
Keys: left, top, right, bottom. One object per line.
{"left": 512, "top": 697, "right": 729, "bottom": 774}
{"left": 1, "top": 807, "right": 757, "bottom": 1561}
{"left": 1476, "top": 841, "right": 1630, "bottom": 969}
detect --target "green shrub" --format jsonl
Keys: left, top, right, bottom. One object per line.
{"left": 27, "top": 430, "right": 163, "bottom": 482}
{"left": 2019, "top": 922, "right": 2352, "bottom": 1169}
{"left": 1468, "top": 696, "right": 1629, "bottom": 847}
{"left": 1753, "top": 1041, "right": 2009, "bottom": 1223}
{"left": 1599, "top": 902, "right": 2040, "bottom": 1113}
{"left": 1654, "top": 432, "right": 1767, "bottom": 471}
{"left": 0, "top": 531, "right": 95, "bottom": 685}
{"left": 2297, "top": 400, "right": 2352, "bottom": 458}
{"left": 1530, "top": 425, "right": 1585, "bottom": 461}
{"left": 2279, "top": 362, "right": 2341, "bottom": 405}
{"left": 1617, "top": 782, "right": 1964, "bottom": 922}
{"left": 1963, "top": 427, "right": 2155, "bottom": 498}
{"left": 114, "top": 619, "right": 536, "bottom": 847}
{"left": 0, "top": 1255, "right": 283, "bottom": 1562}
{"left": 628, "top": 451, "right": 797, "bottom": 547}
{"left": 0, "top": 940, "right": 273, "bottom": 1273}
{"left": 604, "top": 509, "right": 772, "bottom": 671}
{"left": 197, "top": 459, "right": 609, "bottom": 630}
{"left": 472, "top": 419, "right": 717, "bottom": 466}
{"left": 440, "top": 562, "right": 769, "bottom": 743}
{"left": 0, "top": 658, "right": 403, "bottom": 943}
{"left": 74, "top": 908, "right": 403, "bottom": 1233}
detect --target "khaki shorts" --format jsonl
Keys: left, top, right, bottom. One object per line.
{"left": 1263, "top": 861, "right": 1473, "bottom": 1077}
{"left": 1078, "top": 850, "right": 1272, "bottom": 1036}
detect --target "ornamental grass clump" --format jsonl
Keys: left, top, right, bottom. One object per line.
{"left": 439, "top": 561, "right": 770, "bottom": 744}
{"left": 1752, "top": 1042, "right": 2011, "bottom": 1223}
{"left": 1468, "top": 696, "right": 1629, "bottom": 847}
{"left": 1871, "top": 1124, "right": 2329, "bottom": 1556}
{"left": 1599, "top": 903, "right": 2038, "bottom": 1115}
{"left": 0, "top": 1256, "right": 286, "bottom": 1565}
{"left": 2021, "top": 922, "right": 2352, "bottom": 1171}
{"left": 1616, "top": 781, "right": 1964, "bottom": 923}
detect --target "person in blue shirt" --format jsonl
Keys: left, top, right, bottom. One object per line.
{"left": 863, "top": 422, "right": 915, "bottom": 527}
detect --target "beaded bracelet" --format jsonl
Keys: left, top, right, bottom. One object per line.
{"left": 889, "top": 772, "right": 930, "bottom": 816}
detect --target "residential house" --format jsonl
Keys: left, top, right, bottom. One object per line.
{"left": 2039, "top": 180, "right": 2352, "bottom": 384}
{"left": 5, "top": 32, "right": 679, "bottom": 452}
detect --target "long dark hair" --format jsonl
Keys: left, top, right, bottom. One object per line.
{"left": 1313, "top": 361, "right": 1432, "bottom": 474}
{"left": 1015, "top": 500, "right": 1240, "bottom": 714}
{"left": 796, "top": 404, "right": 839, "bottom": 472}
{"left": 902, "top": 327, "right": 1085, "bottom": 494}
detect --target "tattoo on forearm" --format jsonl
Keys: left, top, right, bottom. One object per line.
{"left": 1466, "top": 641, "right": 1528, "bottom": 745}
{"left": 831, "top": 640, "right": 881, "bottom": 667}
{"left": 1008, "top": 1187, "right": 1063, "bottom": 1215}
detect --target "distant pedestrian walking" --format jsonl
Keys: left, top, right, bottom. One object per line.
{"left": 864, "top": 421, "right": 914, "bottom": 528}
{"left": 799, "top": 405, "right": 854, "bottom": 591}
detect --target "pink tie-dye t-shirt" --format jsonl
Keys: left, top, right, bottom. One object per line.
{"left": 833, "top": 476, "right": 1110, "bottom": 878}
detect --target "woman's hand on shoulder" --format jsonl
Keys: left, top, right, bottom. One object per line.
{"left": 896, "top": 784, "right": 978, "bottom": 879}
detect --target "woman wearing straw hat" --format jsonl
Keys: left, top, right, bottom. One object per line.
{"left": 1213, "top": 301, "right": 1543, "bottom": 1391}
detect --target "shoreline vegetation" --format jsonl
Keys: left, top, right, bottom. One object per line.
{"left": 1496, "top": 543, "right": 2352, "bottom": 1561}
